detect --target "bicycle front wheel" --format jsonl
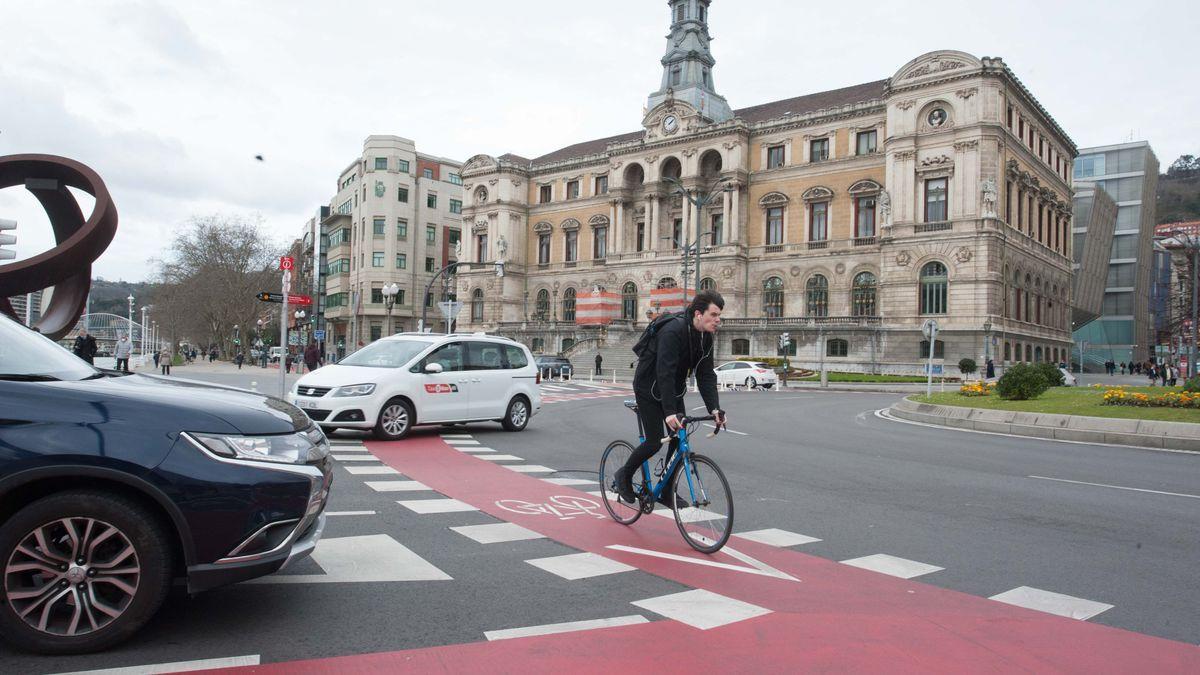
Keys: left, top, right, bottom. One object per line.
{"left": 599, "top": 440, "right": 643, "bottom": 525}
{"left": 670, "top": 453, "right": 733, "bottom": 553}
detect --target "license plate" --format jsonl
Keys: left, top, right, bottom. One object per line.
{"left": 297, "top": 399, "right": 319, "bottom": 409}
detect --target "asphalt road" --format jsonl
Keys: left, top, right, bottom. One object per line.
{"left": 6, "top": 373, "right": 1195, "bottom": 672}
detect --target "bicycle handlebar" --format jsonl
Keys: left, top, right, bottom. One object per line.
{"left": 659, "top": 414, "right": 723, "bottom": 443}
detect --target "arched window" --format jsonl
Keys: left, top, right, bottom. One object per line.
{"left": 622, "top": 282, "right": 638, "bottom": 320}
{"left": 732, "top": 338, "right": 750, "bottom": 355}
{"left": 699, "top": 277, "right": 716, "bottom": 291}
{"left": 1024, "top": 274, "right": 1032, "bottom": 320}
{"left": 852, "top": 272, "right": 877, "bottom": 316}
{"left": 1034, "top": 346, "right": 1043, "bottom": 362}
{"left": 471, "top": 288, "right": 484, "bottom": 322}
{"left": 806, "top": 275, "right": 828, "bottom": 317}
{"left": 1025, "top": 344, "right": 1032, "bottom": 362}
{"left": 657, "top": 277, "right": 677, "bottom": 289}
{"left": 827, "top": 338, "right": 848, "bottom": 357}
{"left": 1004, "top": 341, "right": 1011, "bottom": 361}
{"left": 562, "top": 288, "right": 577, "bottom": 322}
{"left": 762, "top": 276, "right": 785, "bottom": 318}
{"left": 535, "top": 289, "right": 550, "bottom": 321}
{"left": 562, "top": 337, "right": 576, "bottom": 351}
{"left": 919, "top": 340, "right": 945, "bottom": 359}
{"left": 920, "top": 262, "right": 948, "bottom": 315}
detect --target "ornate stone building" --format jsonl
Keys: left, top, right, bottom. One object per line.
{"left": 456, "top": 0, "right": 1075, "bottom": 373}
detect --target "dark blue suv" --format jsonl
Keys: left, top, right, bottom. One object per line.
{"left": 0, "top": 315, "right": 332, "bottom": 654}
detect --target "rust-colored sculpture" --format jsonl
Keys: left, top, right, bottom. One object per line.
{"left": 0, "top": 155, "right": 118, "bottom": 340}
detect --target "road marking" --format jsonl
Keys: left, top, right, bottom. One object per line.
{"left": 365, "top": 480, "right": 431, "bottom": 492}
{"left": 526, "top": 552, "right": 636, "bottom": 580}
{"left": 702, "top": 423, "right": 747, "bottom": 436}
{"left": 650, "top": 505, "right": 727, "bottom": 521}
{"left": 505, "top": 464, "right": 556, "bottom": 473}
{"left": 52, "top": 656, "right": 262, "bottom": 675}
{"left": 328, "top": 445, "right": 368, "bottom": 452}
{"left": 840, "top": 554, "right": 944, "bottom": 579}
{"left": 332, "top": 455, "right": 381, "bottom": 462}
{"left": 456, "top": 447, "right": 497, "bottom": 453}
{"left": 344, "top": 465, "right": 401, "bottom": 475}
{"left": 484, "top": 615, "right": 648, "bottom": 641}
{"left": 450, "top": 522, "right": 545, "bottom": 544}
{"left": 989, "top": 586, "right": 1113, "bottom": 620}
{"left": 324, "top": 510, "right": 377, "bottom": 516}
{"left": 443, "top": 438, "right": 481, "bottom": 446}
{"left": 607, "top": 544, "right": 798, "bottom": 581}
{"left": 631, "top": 589, "right": 771, "bottom": 630}
{"left": 540, "top": 385, "right": 572, "bottom": 392}
{"left": 573, "top": 382, "right": 613, "bottom": 389}
{"left": 543, "top": 477, "right": 597, "bottom": 486}
{"left": 252, "top": 534, "right": 451, "bottom": 583}
{"left": 440, "top": 433, "right": 474, "bottom": 438}
{"left": 477, "top": 454, "right": 524, "bottom": 461}
{"left": 398, "top": 498, "right": 479, "bottom": 514}
{"left": 1028, "top": 475, "right": 1200, "bottom": 500}
{"left": 496, "top": 496, "right": 605, "bottom": 520}
{"left": 735, "top": 528, "right": 822, "bottom": 547}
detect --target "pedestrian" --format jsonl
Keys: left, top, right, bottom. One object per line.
{"left": 1161, "top": 364, "right": 1170, "bottom": 387}
{"left": 153, "top": 350, "right": 161, "bottom": 368}
{"left": 595, "top": 353, "right": 603, "bottom": 376}
{"left": 1147, "top": 364, "right": 1157, "bottom": 386}
{"left": 73, "top": 329, "right": 98, "bottom": 364}
{"left": 235, "top": 351, "right": 244, "bottom": 370}
{"left": 113, "top": 335, "right": 132, "bottom": 372}
{"left": 1119, "top": 361, "right": 1125, "bottom": 375}
{"left": 304, "top": 340, "right": 320, "bottom": 373}
{"left": 284, "top": 351, "right": 293, "bottom": 374}
{"left": 160, "top": 347, "right": 172, "bottom": 375}
{"left": 1169, "top": 364, "right": 1178, "bottom": 387}
{"left": 985, "top": 358, "right": 995, "bottom": 379}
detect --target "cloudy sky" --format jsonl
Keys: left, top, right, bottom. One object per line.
{"left": 2, "top": 0, "right": 1196, "bottom": 282}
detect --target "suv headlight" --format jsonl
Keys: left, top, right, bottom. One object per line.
{"left": 190, "top": 427, "right": 330, "bottom": 465}
{"left": 333, "top": 383, "right": 376, "bottom": 397}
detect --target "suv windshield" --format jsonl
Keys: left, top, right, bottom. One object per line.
{"left": 0, "top": 315, "right": 98, "bottom": 381}
{"left": 338, "top": 338, "right": 433, "bottom": 368}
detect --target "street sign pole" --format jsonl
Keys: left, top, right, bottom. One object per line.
{"left": 280, "top": 268, "right": 291, "bottom": 398}
{"left": 923, "top": 319, "right": 939, "bottom": 398}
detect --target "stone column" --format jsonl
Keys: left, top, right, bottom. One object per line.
{"left": 648, "top": 195, "right": 659, "bottom": 252}
{"left": 682, "top": 192, "right": 692, "bottom": 247}
{"left": 722, "top": 189, "right": 731, "bottom": 244}
{"left": 730, "top": 183, "right": 741, "bottom": 244}
{"left": 610, "top": 201, "right": 621, "bottom": 254}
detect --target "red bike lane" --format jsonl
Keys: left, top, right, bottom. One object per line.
{"left": 211, "top": 434, "right": 1200, "bottom": 673}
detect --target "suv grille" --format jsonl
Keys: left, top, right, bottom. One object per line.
{"left": 297, "top": 386, "right": 332, "bottom": 397}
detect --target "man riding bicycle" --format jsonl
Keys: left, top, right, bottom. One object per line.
{"left": 614, "top": 290, "right": 726, "bottom": 504}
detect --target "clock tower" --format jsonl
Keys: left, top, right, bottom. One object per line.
{"left": 645, "top": 0, "right": 733, "bottom": 128}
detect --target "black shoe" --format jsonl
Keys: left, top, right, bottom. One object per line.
{"left": 613, "top": 467, "right": 636, "bottom": 503}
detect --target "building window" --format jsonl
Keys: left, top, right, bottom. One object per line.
{"left": 657, "top": 277, "right": 677, "bottom": 290}
{"left": 423, "top": 168, "right": 434, "bottom": 179}
{"left": 565, "top": 230, "right": 578, "bottom": 262}
{"left": 535, "top": 289, "right": 550, "bottom": 321}
{"left": 593, "top": 227, "right": 607, "bottom": 258}
{"left": 675, "top": 3, "right": 685, "bottom": 22}
{"left": 476, "top": 234, "right": 488, "bottom": 263}
{"left": 538, "top": 234, "right": 551, "bottom": 264}
{"left": 471, "top": 289, "right": 484, "bottom": 322}
{"left": 672, "top": 219, "right": 683, "bottom": 249}
{"left": 595, "top": 175, "right": 609, "bottom": 195}
{"left": 539, "top": 185, "right": 552, "bottom": 203}
{"left": 449, "top": 199, "right": 462, "bottom": 214}
{"left": 852, "top": 272, "right": 877, "bottom": 316}
{"left": 327, "top": 258, "right": 350, "bottom": 275}
{"left": 622, "top": 282, "right": 638, "bottom": 319}
{"left": 732, "top": 338, "right": 750, "bottom": 355}
{"left": 371, "top": 287, "right": 384, "bottom": 304}
{"left": 398, "top": 160, "right": 410, "bottom": 173}
{"left": 427, "top": 193, "right": 437, "bottom": 209}
{"left": 856, "top": 130, "right": 877, "bottom": 155}
{"left": 370, "top": 324, "right": 382, "bottom": 342}
{"left": 920, "top": 261, "right": 948, "bottom": 314}
{"left": 397, "top": 187, "right": 409, "bottom": 203}
{"left": 563, "top": 288, "right": 576, "bottom": 322}
{"left": 396, "top": 219, "right": 408, "bottom": 239}
{"left": 810, "top": 201, "right": 828, "bottom": 241}
{"left": 806, "top": 275, "right": 828, "bottom": 317}
{"left": 567, "top": 180, "right": 580, "bottom": 199}
{"left": 371, "top": 217, "right": 386, "bottom": 236}
{"left": 763, "top": 276, "right": 785, "bottom": 318}
{"left": 710, "top": 213, "right": 723, "bottom": 245}
{"left": 810, "top": 138, "right": 829, "bottom": 162}
{"left": 855, "top": 196, "right": 876, "bottom": 238}
{"left": 699, "top": 3, "right": 707, "bottom": 21}
{"left": 919, "top": 340, "right": 946, "bottom": 359}
{"left": 670, "top": 64, "right": 682, "bottom": 86}
{"left": 425, "top": 257, "right": 435, "bottom": 272}
{"left": 699, "top": 277, "right": 716, "bottom": 291}
{"left": 426, "top": 225, "right": 436, "bottom": 244}
{"left": 374, "top": 157, "right": 388, "bottom": 170}
{"left": 637, "top": 222, "right": 646, "bottom": 252}
{"left": 372, "top": 252, "right": 384, "bottom": 268}
{"left": 395, "top": 254, "right": 407, "bottom": 269}
{"left": 827, "top": 339, "right": 848, "bottom": 357}
{"left": 766, "top": 207, "right": 784, "bottom": 246}
{"left": 767, "top": 145, "right": 785, "bottom": 169}
{"left": 924, "top": 177, "right": 948, "bottom": 222}
{"left": 337, "top": 199, "right": 352, "bottom": 215}
{"left": 531, "top": 337, "right": 545, "bottom": 352}
{"left": 449, "top": 173, "right": 462, "bottom": 185}
{"left": 447, "top": 228, "right": 460, "bottom": 254}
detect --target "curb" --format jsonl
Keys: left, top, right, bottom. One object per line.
{"left": 888, "top": 397, "right": 1200, "bottom": 452}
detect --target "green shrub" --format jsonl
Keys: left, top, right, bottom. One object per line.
{"left": 1184, "top": 376, "right": 1200, "bottom": 393}
{"left": 996, "top": 363, "right": 1049, "bottom": 400}
{"left": 958, "top": 358, "right": 977, "bottom": 375}
{"left": 1034, "top": 361, "right": 1066, "bottom": 386}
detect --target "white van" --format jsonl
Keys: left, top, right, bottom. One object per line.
{"left": 288, "top": 333, "right": 541, "bottom": 439}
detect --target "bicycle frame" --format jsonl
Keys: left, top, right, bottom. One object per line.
{"left": 635, "top": 425, "right": 700, "bottom": 504}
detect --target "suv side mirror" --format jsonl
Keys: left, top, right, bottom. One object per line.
{"left": 424, "top": 362, "right": 444, "bottom": 374}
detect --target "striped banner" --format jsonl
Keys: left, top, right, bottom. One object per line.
{"left": 649, "top": 286, "right": 686, "bottom": 319}
{"left": 575, "top": 291, "right": 621, "bottom": 325}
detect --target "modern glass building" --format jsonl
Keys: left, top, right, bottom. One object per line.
{"left": 1071, "top": 141, "right": 1159, "bottom": 368}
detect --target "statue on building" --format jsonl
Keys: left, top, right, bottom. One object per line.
{"left": 878, "top": 189, "right": 892, "bottom": 227}
{"left": 981, "top": 178, "right": 998, "bottom": 218}
{"left": 453, "top": 238, "right": 462, "bottom": 261}
{"left": 496, "top": 234, "right": 508, "bottom": 261}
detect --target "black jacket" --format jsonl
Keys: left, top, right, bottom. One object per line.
{"left": 73, "top": 334, "right": 97, "bottom": 359}
{"left": 633, "top": 315, "right": 719, "bottom": 417}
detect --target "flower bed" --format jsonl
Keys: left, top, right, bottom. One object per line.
{"left": 1102, "top": 386, "right": 1200, "bottom": 408}
{"left": 959, "top": 381, "right": 996, "bottom": 397}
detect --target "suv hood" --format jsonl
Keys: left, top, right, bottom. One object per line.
{"left": 297, "top": 364, "right": 400, "bottom": 388}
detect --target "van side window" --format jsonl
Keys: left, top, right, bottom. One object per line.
{"left": 504, "top": 345, "right": 529, "bottom": 369}
{"left": 467, "top": 341, "right": 505, "bottom": 370}
{"left": 418, "top": 342, "right": 465, "bottom": 372}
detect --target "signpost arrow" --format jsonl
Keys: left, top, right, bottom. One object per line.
{"left": 257, "top": 292, "right": 284, "bottom": 303}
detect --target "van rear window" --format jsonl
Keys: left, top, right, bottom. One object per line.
{"left": 505, "top": 346, "right": 529, "bottom": 369}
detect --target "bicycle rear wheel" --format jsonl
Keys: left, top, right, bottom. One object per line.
{"left": 670, "top": 453, "right": 733, "bottom": 553}
{"left": 599, "top": 440, "right": 644, "bottom": 525}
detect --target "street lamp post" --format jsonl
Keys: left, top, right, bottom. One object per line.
{"left": 421, "top": 260, "right": 504, "bottom": 335}
{"left": 982, "top": 319, "right": 992, "bottom": 379}
{"left": 382, "top": 282, "right": 400, "bottom": 336}
{"left": 662, "top": 175, "right": 733, "bottom": 293}
{"left": 126, "top": 294, "right": 134, "bottom": 352}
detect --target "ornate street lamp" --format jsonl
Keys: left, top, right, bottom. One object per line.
{"left": 382, "top": 282, "right": 400, "bottom": 336}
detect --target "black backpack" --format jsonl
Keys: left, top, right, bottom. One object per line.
{"left": 632, "top": 312, "right": 684, "bottom": 359}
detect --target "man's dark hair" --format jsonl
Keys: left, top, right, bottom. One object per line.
{"left": 688, "top": 290, "right": 725, "bottom": 319}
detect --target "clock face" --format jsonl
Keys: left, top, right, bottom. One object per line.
{"left": 662, "top": 115, "right": 679, "bottom": 133}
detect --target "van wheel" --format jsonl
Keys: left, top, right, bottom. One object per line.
{"left": 501, "top": 396, "right": 530, "bottom": 432}
{"left": 0, "top": 491, "right": 173, "bottom": 655}
{"left": 374, "top": 399, "right": 414, "bottom": 440}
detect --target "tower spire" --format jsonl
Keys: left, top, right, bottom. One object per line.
{"left": 646, "top": 0, "right": 732, "bottom": 124}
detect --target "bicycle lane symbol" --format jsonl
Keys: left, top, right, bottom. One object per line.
{"left": 495, "top": 495, "right": 607, "bottom": 520}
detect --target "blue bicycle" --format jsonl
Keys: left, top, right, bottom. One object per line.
{"left": 599, "top": 400, "right": 733, "bottom": 553}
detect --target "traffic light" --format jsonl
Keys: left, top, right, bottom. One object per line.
{"left": 257, "top": 292, "right": 272, "bottom": 302}
{"left": 0, "top": 219, "right": 16, "bottom": 261}
{"left": 778, "top": 332, "right": 790, "bottom": 350}
{"left": 234, "top": 338, "right": 241, "bottom": 345}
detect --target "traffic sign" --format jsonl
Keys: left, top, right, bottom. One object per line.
{"left": 921, "top": 319, "right": 939, "bottom": 338}
{"left": 438, "top": 301, "right": 463, "bottom": 319}
{"left": 280, "top": 256, "right": 294, "bottom": 271}
{"left": 257, "top": 292, "right": 284, "bottom": 303}
{"left": 314, "top": 330, "right": 326, "bottom": 341}
{"left": 287, "top": 294, "right": 312, "bottom": 306}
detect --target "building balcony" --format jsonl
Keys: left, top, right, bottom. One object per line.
{"left": 720, "top": 316, "right": 883, "bottom": 328}
{"left": 853, "top": 236, "right": 877, "bottom": 246}
{"left": 913, "top": 221, "right": 952, "bottom": 234}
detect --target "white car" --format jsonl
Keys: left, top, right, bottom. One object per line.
{"left": 287, "top": 333, "right": 541, "bottom": 439}
{"left": 715, "top": 360, "right": 780, "bottom": 389}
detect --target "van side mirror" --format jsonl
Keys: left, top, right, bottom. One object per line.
{"left": 424, "top": 362, "right": 444, "bottom": 374}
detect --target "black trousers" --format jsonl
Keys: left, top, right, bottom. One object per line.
{"left": 115, "top": 358, "right": 128, "bottom": 371}
{"left": 621, "top": 393, "right": 677, "bottom": 477}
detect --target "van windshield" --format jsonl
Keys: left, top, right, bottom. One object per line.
{"left": 338, "top": 339, "right": 433, "bottom": 368}
{"left": 0, "top": 315, "right": 99, "bottom": 381}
